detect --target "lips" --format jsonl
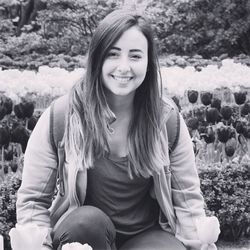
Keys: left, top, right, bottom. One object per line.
{"left": 111, "top": 75, "right": 133, "bottom": 83}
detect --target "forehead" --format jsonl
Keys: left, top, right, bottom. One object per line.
{"left": 112, "top": 26, "right": 148, "bottom": 52}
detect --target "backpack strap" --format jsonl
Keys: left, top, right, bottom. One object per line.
{"left": 166, "top": 101, "right": 180, "bottom": 153}
{"left": 49, "top": 95, "right": 68, "bottom": 196}
{"left": 50, "top": 95, "right": 68, "bottom": 153}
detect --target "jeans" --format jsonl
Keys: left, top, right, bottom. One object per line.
{"left": 52, "top": 206, "right": 186, "bottom": 250}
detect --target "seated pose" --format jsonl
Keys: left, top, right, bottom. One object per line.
{"left": 16, "top": 8, "right": 218, "bottom": 250}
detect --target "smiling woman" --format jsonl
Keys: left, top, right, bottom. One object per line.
{"left": 15, "top": 8, "right": 220, "bottom": 250}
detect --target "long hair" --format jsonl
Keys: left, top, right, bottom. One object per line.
{"left": 64, "top": 9, "right": 167, "bottom": 178}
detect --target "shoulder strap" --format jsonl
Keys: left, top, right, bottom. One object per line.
{"left": 165, "top": 99, "right": 181, "bottom": 154}
{"left": 49, "top": 95, "right": 68, "bottom": 153}
{"left": 49, "top": 95, "right": 68, "bottom": 196}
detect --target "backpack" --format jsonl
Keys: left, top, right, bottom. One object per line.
{"left": 49, "top": 95, "right": 180, "bottom": 196}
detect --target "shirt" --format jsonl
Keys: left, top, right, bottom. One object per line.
{"left": 85, "top": 152, "right": 159, "bottom": 235}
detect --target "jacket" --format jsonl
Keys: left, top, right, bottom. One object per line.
{"left": 16, "top": 95, "right": 207, "bottom": 250}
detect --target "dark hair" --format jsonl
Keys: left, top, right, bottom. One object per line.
{"left": 65, "top": 9, "right": 166, "bottom": 177}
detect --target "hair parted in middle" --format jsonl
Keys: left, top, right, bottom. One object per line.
{"left": 64, "top": 9, "right": 168, "bottom": 178}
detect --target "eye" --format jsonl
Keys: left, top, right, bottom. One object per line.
{"left": 130, "top": 54, "right": 142, "bottom": 60}
{"left": 106, "top": 51, "right": 119, "bottom": 58}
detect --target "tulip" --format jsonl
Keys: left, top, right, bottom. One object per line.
{"left": 0, "top": 105, "right": 7, "bottom": 120}
{"left": 243, "top": 126, "right": 250, "bottom": 139}
{"left": 241, "top": 102, "right": 250, "bottom": 116}
{"left": 196, "top": 216, "right": 220, "bottom": 250}
{"left": 11, "top": 125, "right": 30, "bottom": 153}
{"left": 27, "top": 116, "right": 38, "bottom": 130}
{"left": 203, "top": 127, "right": 215, "bottom": 144}
{"left": 4, "top": 148, "right": 14, "bottom": 161}
{"left": 0, "top": 126, "right": 10, "bottom": 164}
{"left": 211, "top": 98, "right": 221, "bottom": 111}
{"left": 14, "top": 103, "right": 26, "bottom": 119}
{"left": 225, "top": 138, "right": 237, "bottom": 157}
{"left": 23, "top": 101, "right": 35, "bottom": 118}
{"left": 217, "top": 126, "right": 230, "bottom": 143}
{"left": 198, "top": 124, "right": 207, "bottom": 135}
{"left": 225, "top": 145, "right": 235, "bottom": 157}
{"left": 205, "top": 108, "right": 220, "bottom": 124}
{"left": 200, "top": 91, "right": 213, "bottom": 106}
{"left": 10, "top": 161, "right": 18, "bottom": 173}
{"left": 187, "top": 117, "right": 199, "bottom": 130}
{"left": 0, "top": 127, "right": 10, "bottom": 147}
{"left": 62, "top": 242, "right": 93, "bottom": 250}
{"left": 9, "top": 224, "right": 48, "bottom": 250}
{"left": 234, "top": 91, "right": 247, "bottom": 105}
{"left": 194, "top": 107, "right": 205, "bottom": 122}
{"left": 1, "top": 95, "right": 13, "bottom": 115}
{"left": 220, "top": 106, "right": 232, "bottom": 121}
{"left": 234, "top": 121, "right": 245, "bottom": 134}
{"left": 187, "top": 90, "right": 199, "bottom": 104}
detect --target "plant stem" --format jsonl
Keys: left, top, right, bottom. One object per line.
{"left": 1, "top": 145, "right": 4, "bottom": 162}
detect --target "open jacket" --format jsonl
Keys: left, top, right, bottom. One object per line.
{"left": 16, "top": 95, "right": 208, "bottom": 250}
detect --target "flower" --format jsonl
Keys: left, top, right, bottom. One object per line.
{"left": 234, "top": 120, "right": 245, "bottom": 134}
{"left": 0, "top": 126, "right": 10, "bottom": 147}
{"left": 196, "top": 216, "right": 220, "bottom": 244}
{"left": 217, "top": 126, "right": 231, "bottom": 143}
{"left": 202, "top": 127, "right": 215, "bottom": 144}
{"left": 225, "top": 144, "right": 235, "bottom": 157}
{"left": 241, "top": 102, "right": 250, "bottom": 116}
{"left": 205, "top": 107, "right": 220, "bottom": 124}
{"left": 234, "top": 91, "right": 247, "bottom": 105}
{"left": 9, "top": 223, "right": 48, "bottom": 250}
{"left": 62, "top": 242, "right": 93, "bottom": 250}
{"left": 211, "top": 98, "right": 221, "bottom": 111}
{"left": 200, "top": 91, "right": 213, "bottom": 106}
{"left": 187, "top": 117, "right": 199, "bottom": 130}
{"left": 187, "top": 90, "right": 199, "bottom": 104}
{"left": 243, "top": 126, "right": 250, "bottom": 139}
{"left": 220, "top": 105, "right": 232, "bottom": 121}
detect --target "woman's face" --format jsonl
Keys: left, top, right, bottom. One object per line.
{"left": 101, "top": 26, "right": 148, "bottom": 97}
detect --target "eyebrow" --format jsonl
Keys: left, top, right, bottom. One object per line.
{"left": 110, "top": 46, "right": 144, "bottom": 53}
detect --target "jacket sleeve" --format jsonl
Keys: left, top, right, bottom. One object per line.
{"left": 16, "top": 106, "right": 57, "bottom": 248}
{"left": 170, "top": 114, "right": 206, "bottom": 250}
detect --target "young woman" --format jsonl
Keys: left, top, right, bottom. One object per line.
{"left": 16, "top": 9, "right": 218, "bottom": 250}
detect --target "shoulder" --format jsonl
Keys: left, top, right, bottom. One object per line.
{"left": 161, "top": 94, "right": 180, "bottom": 124}
{"left": 52, "top": 94, "right": 69, "bottom": 112}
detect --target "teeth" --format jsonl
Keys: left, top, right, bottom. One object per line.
{"left": 113, "top": 76, "right": 132, "bottom": 83}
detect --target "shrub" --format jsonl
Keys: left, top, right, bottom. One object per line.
{"left": 0, "top": 174, "right": 22, "bottom": 250}
{"left": 147, "top": 0, "right": 250, "bottom": 57}
{"left": 199, "top": 163, "right": 250, "bottom": 241}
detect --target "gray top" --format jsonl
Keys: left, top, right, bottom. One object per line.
{"left": 85, "top": 152, "right": 159, "bottom": 235}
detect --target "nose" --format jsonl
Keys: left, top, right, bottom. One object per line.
{"left": 116, "top": 56, "right": 131, "bottom": 73}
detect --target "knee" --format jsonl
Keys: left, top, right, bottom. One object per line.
{"left": 52, "top": 206, "right": 116, "bottom": 249}
{"left": 71, "top": 206, "right": 115, "bottom": 233}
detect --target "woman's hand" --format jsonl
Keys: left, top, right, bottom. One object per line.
{"left": 196, "top": 216, "right": 220, "bottom": 250}
{"left": 62, "top": 242, "right": 93, "bottom": 250}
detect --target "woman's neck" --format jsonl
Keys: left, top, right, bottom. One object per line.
{"left": 106, "top": 91, "right": 135, "bottom": 117}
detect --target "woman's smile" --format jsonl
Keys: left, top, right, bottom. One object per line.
{"left": 111, "top": 75, "right": 134, "bottom": 84}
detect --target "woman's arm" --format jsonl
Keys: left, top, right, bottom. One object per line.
{"left": 170, "top": 114, "right": 207, "bottom": 249}
{"left": 16, "top": 106, "right": 58, "bottom": 248}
